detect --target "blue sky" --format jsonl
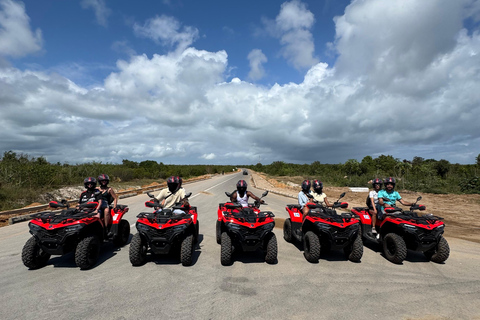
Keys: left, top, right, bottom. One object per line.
{"left": 1, "top": 0, "right": 480, "bottom": 165}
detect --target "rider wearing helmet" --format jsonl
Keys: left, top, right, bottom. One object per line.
{"left": 368, "top": 178, "right": 383, "bottom": 233}
{"left": 230, "top": 180, "right": 263, "bottom": 207}
{"left": 378, "top": 177, "right": 414, "bottom": 218}
{"left": 78, "top": 177, "right": 102, "bottom": 216}
{"left": 154, "top": 176, "right": 188, "bottom": 209}
{"left": 311, "top": 180, "right": 332, "bottom": 208}
{"left": 98, "top": 174, "right": 118, "bottom": 228}
{"left": 298, "top": 179, "right": 312, "bottom": 217}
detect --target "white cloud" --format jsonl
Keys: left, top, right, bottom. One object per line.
{"left": 80, "top": 0, "right": 111, "bottom": 27}
{"left": 133, "top": 15, "right": 199, "bottom": 52}
{"left": 247, "top": 49, "right": 267, "bottom": 81}
{"left": 0, "top": 0, "right": 43, "bottom": 58}
{"left": 201, "top": 153, "right": 216, "bottom": 160}
{"left": 1, "top": 0, "right": 480, "bottom": 165}
{"left": 263, "top": 0, "right": 318, "bottom": 70}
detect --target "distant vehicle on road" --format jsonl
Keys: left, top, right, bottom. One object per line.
{"left": 243, "top": 170, "right": 248, "bottom": 175}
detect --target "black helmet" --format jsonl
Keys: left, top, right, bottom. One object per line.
{"left": 167, "top": 176, "right": 182, "bottom": 193}
{"left": 372, "top": 178, "right": 383, "bottom": 187}
{"left": 301, "top": 180, "right": 311, "bottom": 192}
{"left": 384, "top": 177, "right": 396, "bottom": 187}
{"left": 98, "top": 174, "right": 110, "bottom": 184}
{"left": 236, "top": 180, "right": 247, "bottom": 194}
{"left": 83, "top": 177, "right": 97, "bottom": 189}
{"left": 312, "top": 179, "right": 323, "bottom": 193}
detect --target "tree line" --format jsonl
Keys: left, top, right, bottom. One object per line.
{"left": 245, "top": 154, "right": 480, "bottom": 195}
{"left": 0, "top": 151, "right": 235, "bottom": 211}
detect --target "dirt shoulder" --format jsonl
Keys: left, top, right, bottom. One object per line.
{"left": 251, "top": 172, "right": 480, "bottom": 244}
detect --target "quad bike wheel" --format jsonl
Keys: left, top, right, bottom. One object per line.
{"left": 424, "top": 236, "right": 450, "bottom": 263}
{"left": 303, "top": 231, "right": 321, "bottom": 263}
{"left": 195, "top": 220, "right": 200, "bottom": 244}
{"left": 383, "top": 233, "right": 407, "bottom": 264}
{"left": 344, "top": 233, "right": 363, "bottom": 262}
{"left": 22, "top": 237, "right": 51, "bottom": 269}
{"left": 283, "top": 218, "right": 293, "bottom": 243}
{"left": 129, "top": 233, "right": 148, "bottom": 266}
{"left": 180, "top": 234, "right": 194, "bottom": 266}
{"left": 264, "top": 232, "right": 278, "bottom": 264}
{"left": 75, "top": 235, "right": 101, "bottom": 270}
{"left": 216, "top": 220, "right": 222, "bottom": 244}
{"left": 220, "top": 232, "right": 232, "bottom": 266}
{"left": 113, "top": 220, "right": 130, "bottom": 246}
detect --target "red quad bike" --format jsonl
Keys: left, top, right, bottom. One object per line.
{"left": 129, "top": 192, "right": 199, "bottom": 267}
{"left": 22, "top": 200, "right": 130, "bottom": 270}
{"left": 284, "top": 192, "right": 363, "bottom": 263}
{"left": 216, "top": 191, "right": 277, "bottom": 266}
{"left": 350, "top": 196, "right": 449, "bottom": 264}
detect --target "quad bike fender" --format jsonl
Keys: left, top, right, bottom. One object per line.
{"left": 110, "top": 205, "right": 129, "bottom": 224}
{"left": 351, "top": 207, "right": 373, "bottom": 226}
{"left": 285, "top": 205, "right": 303, "bottom": 223}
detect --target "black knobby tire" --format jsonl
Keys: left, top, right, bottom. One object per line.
{"left": 220, "top": 232, "right": 232, "bottom": 266}
{"left": 424, "top": 236, "right": 450, "bottom": 263}
{"left": 22, "top": 237, "right": 51, "bottom": 269}
{"left": 303, "top": 231, "right": 321, "bottom": 263}
{"left": 180, "top": 234, "right": 194, "bottom": 266}
{"left": 129, "top": 233, "right": 147, "bottom": 266}
{"left": 283, "top": 218, "right": 293, "bottom": 243}
{"left": 75, "top": 235, "right": 101, "bottom": 270}
{"left": 344, "top": 233, "right": 363, "bottom": 262}
{"left": 265, "top": 233, "right": 278, "bottom": 264}
{"left": 113, "top": 220, "right": 130, "bottom": 246}
{"left": 216, "top": 220, "right": 222, "bottom": 244}
{"left": 195, "top": 220, "right": 200, "bottom": 244}
{"left": 383, "top": 233, "right": 407, "bottom": 264}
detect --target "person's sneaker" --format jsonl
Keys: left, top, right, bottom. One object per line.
{"left": 372, "top": 228, "right": 377, "bottom": 234}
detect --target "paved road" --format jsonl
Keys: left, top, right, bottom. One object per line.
{"left": 1, "top": 172, "right": 479, "bottom": 320}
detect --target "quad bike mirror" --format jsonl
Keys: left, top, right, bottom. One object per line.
{"left": 185, "top": 192, "right": 192, "bottom": 198}
{"left": 262, "top": 191, "right": 268, "bottom": 197}
{"left": 306, "top": 193, "right": 314, "bottom": 199}
{"left": 339, "top": 192, "right": 346, "bottom": 198}
{"left": 225, "top": 191, "right": 233, "bottom": 197}
{"left": 416, "top": 196, "right": 422, "bottom": 202}
{"left": 146, "top": 192, "right": 155, "bottom": 198}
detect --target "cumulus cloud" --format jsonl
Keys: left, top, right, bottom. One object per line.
{"left": 1, "top": 0, "right": 480, "bottom": 165}
{"left": 133, "top": 15, "right": 199, "bottom": 52}
{"left": 0, "top": 0, "right": 43, "bottom": 58}
{"left": 263, "top": 0, "right": 318, "bottom": 70}
{"left": 80, "top": 0, "right": 111, "bottom": 27}
{"left": 247, "top": 49, "right": 267, "bottom": 81}
{"left": 201, "top": 153, "right": 216, "bottom": 160}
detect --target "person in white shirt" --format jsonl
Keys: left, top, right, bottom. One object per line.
{"left": 155, "top": 176, "right": 189, "bottom": 210}
{"left": 230, "top": 180, "right": 263, "bottom": 207}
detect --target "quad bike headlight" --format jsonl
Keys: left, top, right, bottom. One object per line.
{"left": 137, "top": 223, "right": 152, "bottom": 232}
{"left": 315, "top": 222, "right": 331, "bottom": 230}
{"left": 65, "top": 224, "right": 85, "bottom": 233}
{"left": 172, "top": 224, "right": 187, "bottom": 232}
{"left": 402, "top": 224, "right": 417, "bottom": 231}
{"left": 29, "top": 222, "right": 42, "bottom": 232}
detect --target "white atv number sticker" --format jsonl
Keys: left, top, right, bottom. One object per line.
{"left": 363, "top": 215, "right": 370, "bottom": 220}
{"left": 294, "top": 212, "right": 300, "bottom": 217}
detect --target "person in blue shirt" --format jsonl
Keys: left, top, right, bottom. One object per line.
{"left": 378, "top": 177, "right": 414, "bottom": 218}
{"left": 298, "top": 180, "right": 312, "bottom": 219}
